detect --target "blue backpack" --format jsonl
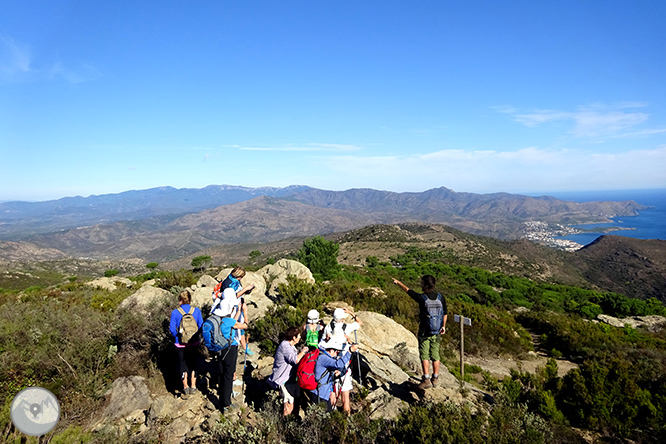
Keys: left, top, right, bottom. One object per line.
{"left": 201, "top": 315, "right": 235, "bottom": 353}
{"left": 423, "top": 293, "right": 445, "bottom": 335}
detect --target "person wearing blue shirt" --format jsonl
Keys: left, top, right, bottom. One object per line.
{"left": 221, "top": 266, "right": 255, "bottom": 355}
{"left": 308, "top": 339, "right": 358, "bottom": 411}
{"left": 169, "top": 290, "right": 204, "bottom": 396}
{"left": 215, "top": 309, "right": 247, "bottom": 412}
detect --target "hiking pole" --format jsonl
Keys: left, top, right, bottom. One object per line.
{"left": 354, "top": 330, "right": 363, "bottom": 387}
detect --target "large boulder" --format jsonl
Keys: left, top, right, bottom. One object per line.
{"left": 196, "top": 274, "right": 218, "bottom": 289}
{"left": 100, "top": 376, "right": 152, "bottom": 422}
{"left": 118, "top": 285, "right": 172, "bottom": 313}
{"left": 256, "top": 259, "right": 315, "bottom": 297}
{"left": 87, "top": 276, "right": 133, "bottom": 291}
{"left": 355, "top": 311, "right": 421, "bottom": 375}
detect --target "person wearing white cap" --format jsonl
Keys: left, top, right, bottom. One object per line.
{"left": 308, "top": 338, "right": 358, "bottom": 411}
{"left": 304, "top": 309, "right": 324, "bottom": 351}
{"left": 322, "top": 307, "right": 362, "bottom": 413}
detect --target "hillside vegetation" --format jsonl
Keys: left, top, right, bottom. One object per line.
{"left": 1, "top": 232, "right": 665, "bottom": 443}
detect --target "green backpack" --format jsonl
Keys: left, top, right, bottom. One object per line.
{"left": 305, "top": 327, "right": 322, "bottom": 348}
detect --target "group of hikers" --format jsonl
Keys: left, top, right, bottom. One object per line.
{"left": 169, "top": 266, "right": 448, "bottom": 415}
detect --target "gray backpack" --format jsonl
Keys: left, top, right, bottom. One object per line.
{"left": 423, "top": 293, "right": 444, "bottom": 335}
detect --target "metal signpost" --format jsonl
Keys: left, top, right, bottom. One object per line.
{"left": 454, "top": 314, "right": 472, "bottom": 378}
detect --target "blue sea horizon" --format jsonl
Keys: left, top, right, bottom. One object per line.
{"left": 527, "top": 188, "right": 666, "bottom": 246}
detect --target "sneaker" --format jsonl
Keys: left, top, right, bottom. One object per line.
{"left": 431, "top": 376, "right": 439, "bottom": 388}
{"left": 418, "top": 377, "right": 432, "bottom": 390}
{"left": 188, "top": 387, "right": 199, "bottom": 395}
{"left": 223, "top": 403, "right": 238, "bottom": 413}
{"left": 233, "top": 380, "right": 243, "bottom": 386}
{"left": 232, "top": 390, "right": 240, "bottom": 398}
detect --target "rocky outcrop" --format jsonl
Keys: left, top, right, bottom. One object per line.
{"left": 93, "top": 375, "right": 223, "bottom": 444}
{"left": 118, "top": 284, "right": 172, "bottom": 312}
{"left": 597, "top": 314, "right": 666, "bottom": 332}
{"left": 257, "top": 259, "right": 315, "bottom": 297}
{"left": 98, "top": 376, "right": 152, "bottom": 424}
{"left": 86, "top": 276, "right": 134, "bottom": 291}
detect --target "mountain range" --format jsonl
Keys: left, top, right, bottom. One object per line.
{"left": 0, "top": 184, "right": 648, "bottom": 262}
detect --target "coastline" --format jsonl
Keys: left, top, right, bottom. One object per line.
{"left": 522, "top": 222, "right": 636, "bottom": 251}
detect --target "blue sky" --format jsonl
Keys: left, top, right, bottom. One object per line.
{"left": 1, "top": 0, "right": 665, "bottom": 201}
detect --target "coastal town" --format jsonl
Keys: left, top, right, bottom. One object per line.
{"left": 521, "top": 221, "right": 584, "bottom": 251}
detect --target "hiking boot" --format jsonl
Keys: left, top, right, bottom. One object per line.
{"left": 418, "top": 377, "right": 432, "bottom": 390}
{"left": 188, "top": 387, "right": 199, "bottom": 395}
{"left": 431, "top": 375, "right": 439, "bottom": 388}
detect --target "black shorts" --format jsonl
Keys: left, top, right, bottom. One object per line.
{"left": 176, "top": 346, "right": 198, "bottom": 377}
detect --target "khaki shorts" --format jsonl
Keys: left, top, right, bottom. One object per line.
{"left": 418, "top": 335, "right": 441, "bottom": 362}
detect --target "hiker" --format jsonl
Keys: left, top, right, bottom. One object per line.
{"left": 322, "top": 307, "right": 362, "bottom": 413}
{"left": 307, "top": 338, "right": 357, "bottom": 411}
{"left": 393, "top": 275, "right": 447, "bottom": 389}
{"left": 267, "top": 326, "right": 308, "bottom": 416}
{"left": 304, "top": 309, "right": 325, "bottom": 351}
{"left": 202, "top": 305, "right": 247, "bottom": 412}
{"left": 169, "top": 290, "right": 204, "bottom": 396}
{"left": 220, "top": 266, "right": 255, "bottom": 355}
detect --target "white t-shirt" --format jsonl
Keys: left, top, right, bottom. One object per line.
{"left": 211, "top": 288, "right": 240, "bottom": 317}
{"left": 323, "top": 320, "right": 360, "bottom": 344}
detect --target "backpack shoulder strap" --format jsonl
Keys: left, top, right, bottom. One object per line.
{"left": 177, "top": 307, "right": 186, "bottom": 316}
{"left": 188, "top": 306, "right": 195, "bottom": 315}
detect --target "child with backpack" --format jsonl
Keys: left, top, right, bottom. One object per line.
{"left": 304, "top": 309, "right": 325, "bottom": 351}
{"left": 322, "top": 307, "right": 362, "bottom": 413}
{"left": 169, "top": 290, "right": 204, "bottom": 397}
{"left": 393, "top": 275, "right": 448, "bottom": 389}
{"left": 267, "top": 326, "right": 308, "bottom": 416}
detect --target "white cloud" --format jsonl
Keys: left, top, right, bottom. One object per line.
{"left": 240, "top": 143, "right": 364, "bottom": 152}
{"left": 49, "top": 60, "right": 102, "bottom": 84}
{"left": 0, "top": 36, "right": 32, "bottom": 75}
{"left": 507, "top": 104, "right": 652, "bottom": 139}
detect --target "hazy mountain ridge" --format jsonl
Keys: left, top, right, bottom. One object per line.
{"left": 0, "top": 185, "right": 650, "bottom": 263}
{"left": 0, "top": 184, "right": 312, "bottom": 239}
{"left": 26, "top": 197, "right": 378, "bottom": 261}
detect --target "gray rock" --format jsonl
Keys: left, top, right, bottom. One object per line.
{"left": 598, "top": 314, "right": 666, "bottom": 332}
{"left": 118, "top": 285, "right": 172, "bottom": 313}
{"left": 196, "top": 274, "right": 218, "bottom": 289}
{"left": 102, "top": 376, "right": 152, "bottom": 422}
{"left": 355, "top": 311, "right": 421, "bottom": 374}
{"left": 256, "top": 259, "right": 315, "bottom": 297}
{"left": 86, "top": 276, "right": 133, "bottom": 291}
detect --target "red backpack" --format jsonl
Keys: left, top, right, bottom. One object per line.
{"left": 297, "top": 348, "right": 321, "bottom": 390}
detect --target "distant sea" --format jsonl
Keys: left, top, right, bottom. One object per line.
{"left": 528, "top": 189, "right": 666, "bottom": 246}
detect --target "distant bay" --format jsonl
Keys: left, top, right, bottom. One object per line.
{"left": 528, "top": 188, "right": 666, "bottom": 246}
